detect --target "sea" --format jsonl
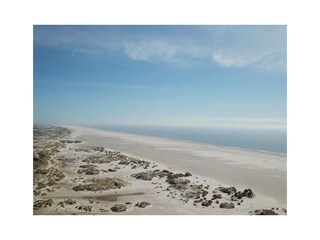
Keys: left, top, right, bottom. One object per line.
{"left": 88, "top": 125, "right": 287, "bottom": 155}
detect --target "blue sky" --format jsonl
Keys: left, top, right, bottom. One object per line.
{"left": 34, "top": 25, "right": 286, "bottom": 127}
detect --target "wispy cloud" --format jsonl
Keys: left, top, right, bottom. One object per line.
{"left": 212, "top": 50, "right": 273, "bottom": 67}
{"left": 123, "top": 39, "right": 178, "bottom": 62}
{"left": 34, "top": 26, "right": 286, "bottom": 70}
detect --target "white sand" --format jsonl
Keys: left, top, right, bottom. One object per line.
{"left": 66, "top": 125, "right": 286, "bottom": 208}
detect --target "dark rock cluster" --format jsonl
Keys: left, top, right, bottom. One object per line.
{"left": 111, "top": 204, "right": 127, "bottom": 212}
{"left": 219, "top": 202, "right": 235, "bottom": 209}
{"left": 135, "top": 201, "right": 151, "bottom": 208}
{"left": 72, "top": 177, "right": 127, "bottom": 192}
{"left": 252, "top": 209, "right": 278, "bottom": 215}
{"left": 33, "top": 199, "right": 54, "bottom": 209}
{"left": 77, "top": 164, "right": 101, "bottom": 175}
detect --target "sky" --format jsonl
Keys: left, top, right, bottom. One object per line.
{"left": 34, "top": 25, "right": 287, "bottom": 127}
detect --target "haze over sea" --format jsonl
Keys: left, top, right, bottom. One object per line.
{"left": 88, "top": 125, "right": 287, "bottom": 155}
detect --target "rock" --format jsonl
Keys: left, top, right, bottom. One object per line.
{"left": 111, "top": 204, "right": 127, "bottom": 212}
{"left": 77, "top": 164, "right": 100, "bottom": 175}
{"left": 219, "top": 202, "right": 235, "bottom": 209}
{"left": 184, "top": 172, "right": 192, "bottom": 177}
{"left": 167, "top": 173, "right": 185, "bottom": 179}
{"left": 166, "top": 177, "right": 190, "bottom": 190}
{"left": 99, "top": 208, "right": 109, "bottom": 212}
{"left": 184, "top": 191, "right": 199, "bottom": 199}
{"left": 60, "top": 140, "right": 81, "bottom": 144}
{"left": 108, "top": 168, "right": 117, "bottom": 172}
{"left": 201, "top": 200, "right": 212, "bottom": 207}
{"left": 253, "top": 209, "right": 278, "bottom": 215}
{"left": 33, "top": 199, "right": 54, "bottom": 209}
{"left": 135, "top": 201, "right": 151, "bottom": 208}
{"left": 191, "top": 184, "right": 204, "bottom": 190}
{"left": 72, "top": 177, "right": 127, "bottom": 191}
{"left": 131, "top": 171, "right": 155, "bottom": 181}
{"left": 218, "top": 187, "right": 237, "bottom": 195}
{"left": 119, "top": 160, "right": 130, "bottom": 165}
{"left": 62, "top": 199, "right": 76, "bottom": 205}
{"left": 231, "top": 195, "right": 240, "bottom": 201}
{"left": 78, "top": 205, "right": 92, "bottom": 212}
{"left": 94, "top": 146, "right": 105, "bottom": 152}
{"left": 85, "top": 169, "right": 100, "bottom": 175}
{"left": 212, "top": 194, "right": 222, "bottom": 200}
{"left": 242, "top": 189, "right": 254, "bottom": 198}
{"left": 201, "top": 190, "right": 208, "bottom": 197}
{"left": 167, "top": 176, "right": 188, "bottom": 184}
{"left": 232, "top": 191, "right": 243, "bottom": 200}
{"left": 232, "top": 189, "right": 254, "bottom": 200}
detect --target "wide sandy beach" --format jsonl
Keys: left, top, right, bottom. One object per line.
{"left": 33, "top": 125, "right": 287, "bottom": 215}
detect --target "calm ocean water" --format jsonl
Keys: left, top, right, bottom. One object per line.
{"left": 89, "top": 125, "right": 287, "bottom": 155}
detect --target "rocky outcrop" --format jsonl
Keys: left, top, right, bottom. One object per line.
{"left": 131, "top": 170, "right": 187, "bottom": 182}
{"left": 33, "top": 199, "right": 54, "bottom": 209}
{"left": 58, "top": 199, "right": 76, "bottom": 207}
{"left": 166, "top": 176, "right": 190, "bottom": 190}
{"left": 60, "top": 140, "right": 81, "bottom": 144}
{"left": 212, "top": 194, "right": 222, "bottom": 200}
{"left": 93, "top": 146, "right": 105, "bottom": 152}
{"left": 135, "top": 201, "right": 151, "bottom": 208}
{"left": 77, "top": 205, "right": 92, "bottom": 212}
{"left": 111, "top": 204, "right": 127, "bottom": 212}
{"left": 218, "top": 187, "right": 237, "bottom": 195}
{"left": 231, "top": 189, "right": 255, "bottom": 201}
{"left": 201, "top": 200, "right": 212, "bottom": 207}
{"left": 242, "top": 189, "right": 254, "bottom": 198}
{"left": 72, "top": 177, "right": 127, "bottom": 191}
{"left": 131, "top": 171, "right": 156, "bottom": 180}
{"left": 252, "top": 209, "right": 278, "bottom": 215}
{"left": 77, "top": 164, "right": 100, "bottom": 175}
{"left": 219, "top": 202, "right": 235, "bottom": 209}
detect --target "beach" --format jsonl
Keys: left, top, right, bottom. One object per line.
{"left": 33, "top": 125, "right": 287, "bottom": 215}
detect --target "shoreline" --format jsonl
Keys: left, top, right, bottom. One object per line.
{"left": 33, "top": 125, "right": 287, "bottom": 215}
{"left": 66, "top": 125, "right": 287, "bottom": 203}
{"left": 73, "top": 125, "right": 287, "bottom": 156}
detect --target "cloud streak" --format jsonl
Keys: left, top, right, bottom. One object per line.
{"left": 212, "top": 50, "right": 274, "bottom": 67}
{"left": 123, "top": 39, "right": 178, "bottom": 62}
{"left": 34, "top": 26, "right": 286, "bottom": 70}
